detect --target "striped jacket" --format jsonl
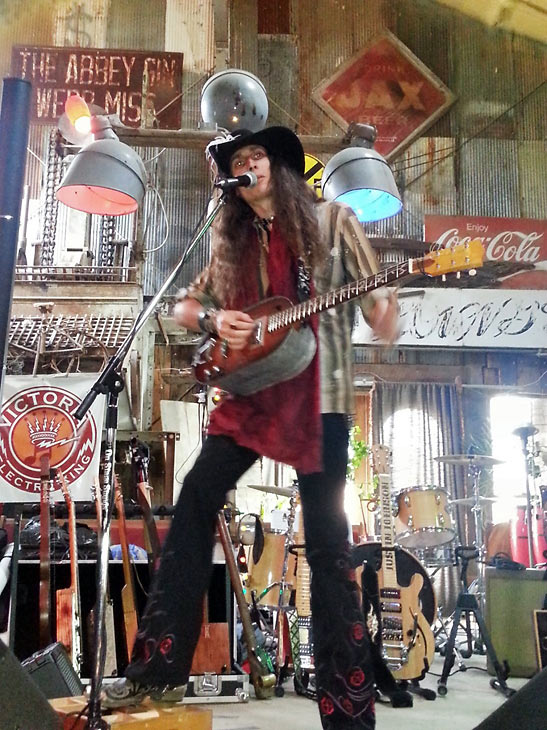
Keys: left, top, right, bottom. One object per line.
{"left": 181, "top": 200, "right": 379, "bottom": 415}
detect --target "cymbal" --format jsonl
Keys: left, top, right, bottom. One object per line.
{"left": 434, "top": 454, "right": 504, "bottom": 467}
{"left": 513, "top": 424, "right": 538, "bottom": 439}
{"left": 247, "top": 484, "right": 294, "bottom": 498}
{"left": 449, "top": 496, "right": 498, "bottom": 506}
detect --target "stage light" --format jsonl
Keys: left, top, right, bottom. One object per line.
{"left": 65, "top": 93, "right": 91, "bottom": 134}
{"left": 56, "top": 97, "right": 147, "bottom": 216}
{"left": 321, "top": 123, "right": 402, "bottom": 223}
{"left": 200, "top": 68, "right": 268, "bottom": 132}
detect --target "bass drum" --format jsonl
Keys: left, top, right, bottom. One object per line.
{"left": 350, "top": 542, "right": 436, "bottom": 626}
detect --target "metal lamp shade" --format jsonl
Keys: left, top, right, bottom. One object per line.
{"left": 321, "top": 147, "right": 402, "bottom": 223}
{"left": 56, "top": 138, "right": 147, "bottom": 216}
{"left": 201, "top": 68, "right": 268, "bottom": 132}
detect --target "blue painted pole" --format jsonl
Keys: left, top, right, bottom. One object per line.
{"left": 0, "top": 77, "right": 32, "bottom": 402}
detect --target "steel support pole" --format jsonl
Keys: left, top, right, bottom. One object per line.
{"left": 0, "top": 77, "right": 32, "bottom": 402}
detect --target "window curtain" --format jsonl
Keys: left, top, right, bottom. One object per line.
{"left": 371, "top": 382, "right": 466, "bottom": 541}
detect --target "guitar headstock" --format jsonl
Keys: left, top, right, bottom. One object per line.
{"left": 371, "top": 444, "right": 390, "bottom": 475}
{"left": 130, "top": 437, "right": 150, "bottom": 483}
{"left": 56, "top": 469, "right": 72, "bottom": 508}
{"left": 411, "top": 239, "right": 484, "bottom": 278}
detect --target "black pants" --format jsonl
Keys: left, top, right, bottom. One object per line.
{"left": 126, "top": 414, "right": 375, "bottom": 729}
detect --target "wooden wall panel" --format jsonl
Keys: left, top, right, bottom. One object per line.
{"left": 257, "top": 0, "right": 291, "bottom": 34}
{"left": 258, "top": 35, "right": 299, "bottom": 128}
{"left": 228, "top": 0, "right": 258, "bottom": 74}
{"left": 107, "top": 0, "right": 167, "bottom": 50}
{"left": 295, "top": 0, "right": 392, "bottom": 136}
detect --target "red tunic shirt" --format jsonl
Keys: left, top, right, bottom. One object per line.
{"left": 207, "top": 223, "right": 322, "bottom": 474}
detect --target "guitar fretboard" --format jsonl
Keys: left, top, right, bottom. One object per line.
{"left": 268, "top": 260, "right": 411, "bottom": 332}
{"left": 379, "top": 472, "right": 397, "bottom": 588}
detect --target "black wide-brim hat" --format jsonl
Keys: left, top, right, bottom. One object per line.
{"left": 207, "top": 126, "right": 305, "bottom": 177}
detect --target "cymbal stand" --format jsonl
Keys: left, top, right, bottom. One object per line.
{"left": 273, "top": 483, "right": 299, "bottom": 695}
{"left": 253, "top": 482, "right": 298, "bottom": 607}
{"left": 467, "top": 462, "right": 487, "bottom": 611}
{"left": 514, "top": 426, "right": 537, "bottom": 568}
{"left": 437, "top": 546, "right": 514, "bottom": 698}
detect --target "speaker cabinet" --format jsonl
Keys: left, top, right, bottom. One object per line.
{"left": 473, "top": 666, "right": 547, "bottom": 729}
{"left": 485, "top": 567, "right": 547, "bottom": 677}
{"left": 0, "top": 638, "right": 61, "bottom": 730}
{"left": 22, "top": 642, "right": 83, "bottom": 698}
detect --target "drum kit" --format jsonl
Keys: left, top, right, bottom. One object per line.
{"left": 243, "top": 454, "right": 504, "bottom": 614}
{"left": 394, "top": 455, "right": 504, "bottom": 588}
{"left": 244, "top": 483, "right": 298, "bottom": 611}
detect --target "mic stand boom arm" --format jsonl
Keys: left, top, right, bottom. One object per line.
{"left": 74, "top": 194, "right": 227, "bottom": 729}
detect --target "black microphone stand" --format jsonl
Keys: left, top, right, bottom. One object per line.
{"left": 75, "top": 191, "right": 228, "bottom": 729}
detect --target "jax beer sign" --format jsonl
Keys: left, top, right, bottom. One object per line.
{"left": 0, "top": 375, "right": 105, "bottom": 502}
{"left": 313, "top": 31, "right": 455, "bottom": 159}
{"left": 425, "top": 215, "right": 547, "bottom": 290}
{"left": 11, "top": 45, "right": 183, "bottom": 129}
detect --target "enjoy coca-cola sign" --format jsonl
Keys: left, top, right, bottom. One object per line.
{"left": 425, "top": 215, "right": 547, "bottom": 289}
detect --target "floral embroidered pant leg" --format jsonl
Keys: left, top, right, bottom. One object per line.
{"left": 125, "top": 435, "right": 258, "bottom": 686}
{"left": 298, "top": 415, "right": 376, "bottom": 730}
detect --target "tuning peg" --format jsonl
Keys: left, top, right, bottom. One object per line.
{"left": 456, "top": 271, "right": 461, "bottom": 279}
{"left": 468, "top": 269, "right": 477, "bottom": 276}
{"left": 442, "top": 274, "right": 446, "bottom": 282}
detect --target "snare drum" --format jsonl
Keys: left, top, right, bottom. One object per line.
{"left": 246, "top": 531, "right": 295, "bottom": 608}
{"left": 395, "top": 486, "right": 455, "bottom": 548}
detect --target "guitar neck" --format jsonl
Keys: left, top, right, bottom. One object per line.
{"left": 378, "top": 472, "right": 398, "bottom": 588}
{"left": 268, "top": 260, "right": 411, "bottom": 331}
{"left": 114, "top": 477, "right": 138, "bottom": 659}
{"left": 295, "top": 507, "right": 311, "bottom": 617}
{"left": 56, "top": 470, "right": 83, "bottom": 673}
{"left": 39, "top": 455, "right": 52, "bottom": 648}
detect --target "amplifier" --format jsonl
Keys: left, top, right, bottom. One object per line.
{"left": 0, "top": 638, "right": 62, "bottom": 730}
{"left": 485, "top": 567, "right": 547, "bottom": 677}
{"left": 22, "top": 642, "right": 83, "bottom": 698}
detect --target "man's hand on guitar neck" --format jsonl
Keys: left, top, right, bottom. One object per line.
{"left": 367, "top": 289, "right": 399, "bottom": 344}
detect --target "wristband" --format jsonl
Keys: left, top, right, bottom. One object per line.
{"left": 197, "top": 308, "right": 218, "bottom": 335}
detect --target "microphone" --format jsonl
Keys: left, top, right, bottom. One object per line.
{"left": 214, "top": 172, "right": 257, "bottom": 190}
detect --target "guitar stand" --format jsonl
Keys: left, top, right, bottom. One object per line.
{"left": 437, "top": 547, "right": 515, "bottom": 698}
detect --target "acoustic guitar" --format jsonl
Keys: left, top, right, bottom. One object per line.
{"left": 193, "top": 241, "right": 484, "bottom": 395}
{"left": 55, "top": 469, "right": 83, "bottom": 675}
{"left": 371, "top": 445, "right": 435, "bottom": 681}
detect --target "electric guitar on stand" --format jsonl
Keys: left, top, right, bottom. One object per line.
{"left": 114, "top": 476, "right": 139, "bottom": 663}
{"left": 371, "top": 445, "right": 435, "bottom": 681}
{"left": 294, "top": 508, "right": 314, "bottom": 673}
{"left": 130, "top": 438, "right": 161, "bottom": 574}
{"left": 55, "top": 470, "right": 83, "bottom": 676}
{"left": 39, "top": 454, "right": 53, "bottom": 649}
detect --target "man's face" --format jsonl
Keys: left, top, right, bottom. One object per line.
{"left": 229, "top": 144, "right": 272, "bottom": 207}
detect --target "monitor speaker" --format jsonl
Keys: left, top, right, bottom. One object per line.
{"left": 485, "top": 567, "right": 547, "bottom": 677}
{"left": 0, "top": 638, "right": 61, "bottom": 730}
{"left": 21, "top": 641, "right": 83, "bottom": 698}
{"left": 473, "top": 666, "right": 547, "bottom": 729}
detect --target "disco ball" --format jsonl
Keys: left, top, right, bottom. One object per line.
{"left": 200, "top": 69, "right": 268, "bottom": 132}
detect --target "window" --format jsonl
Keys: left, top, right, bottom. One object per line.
{"left": 490, "top": 394, "right": 539, "bottom": 523}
